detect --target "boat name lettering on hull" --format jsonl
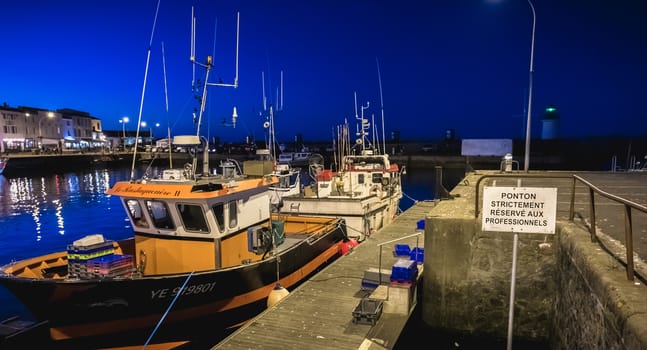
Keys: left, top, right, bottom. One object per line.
{"left": 151, "top": 282, "right": 217, "bottom": 299}
{"left": 114, "top": 185, "right": 178, "bottom": 197}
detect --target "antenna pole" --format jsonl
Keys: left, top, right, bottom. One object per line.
{"left": 191, "top": 6, "right": 196, "bottom": 88}
{"left": 234, "top": 12, "right": 240, "bottom": 88}
{"left": 262, "top": 71, "right": 267, "bottom": 111}
{"left": 354, "top": 92, "right": 358, "bottom": 119}
{"left": 376, "top": 57, "right": 386, "bottom": 155}
{"left": 162, "top": 41, "right": 173, "bottom": 168}
{"left": 130, "top": 0, "right": 161, "bottom": 182}
{"left": 204, "top": 12, "right": 239, "bottom": 88}
{"left": 280, "top": 70, "right": 284, "bottom": 111}
{"left": 162, "top": 42, "right": 169, "bottom": 113}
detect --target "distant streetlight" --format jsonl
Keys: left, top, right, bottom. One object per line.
{"left": 119, "top": 116, "right": 129, "bottom": 141}
{"left": 523, "top": 0, "right": 536, "bottom": 172}
{"left": 141, "top": 121, "right": 148, "bottom": 146}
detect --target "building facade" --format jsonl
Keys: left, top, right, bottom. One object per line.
{"left": 0, "top": 104, "right": 107, "bottom": 153}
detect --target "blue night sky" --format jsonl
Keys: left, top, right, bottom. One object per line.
{"left": 0, "top": 0, "right": 645, "bottom": 143}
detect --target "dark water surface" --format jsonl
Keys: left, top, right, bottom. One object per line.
{"left": 0, "top": 164, "right": 452, "bottom": 347}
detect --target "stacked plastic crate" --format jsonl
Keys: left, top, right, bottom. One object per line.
{"left": 390, "top": 243, "right": 424, "bottom": 286}
{"left": 390, "top": 258, "right": 418, "bottom": 286}
{"left": 66, "top": 234, "right": 133, "bottom": 279}
{"left": 86, "top": 254, "right": 134, "bottom": 279}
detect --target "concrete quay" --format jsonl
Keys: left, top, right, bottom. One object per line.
{"left": 423, "top": 169, "right": 647, "bottom": 349}
{"left": 213, "top": 201, "right": 436, "bottom": 350}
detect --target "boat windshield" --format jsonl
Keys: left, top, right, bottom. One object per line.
{"left": 126, "top": 199, "right": 149, "bottom": 228}
{"left": 145, "top": 200, "right": 175, "bottom": 230}
{"left": 177, "top": 203, "right": 210, "bottom": 233}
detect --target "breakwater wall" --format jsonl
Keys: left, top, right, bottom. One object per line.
{"left": 390, "top": 155, "right": 497, "bottom": 170}
{"left": 421, "top": 171, "right": 647, "bottom": 348}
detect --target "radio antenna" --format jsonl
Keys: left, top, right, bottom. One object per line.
{"left": 280, "top": 70, "right": 284, "bottom": 111}
{"left": 376, "top": 57, "right": 386, "bottom": 155}
{"left": 262, "top": 71, "right": 267, "bottom": 111}
{"left": 129, "top": 0, "right": 161, "bottom": 182}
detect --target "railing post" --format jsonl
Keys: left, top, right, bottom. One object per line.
{"left": 569, "top": 176, "right": 576, "bottom": 221}
{"left": 624, "top": 205, "right": 634, "bottom": 281}
{"left": 378, "top": 245, "right": 383, "bottom": 286}
{"left": 589, "top": 188, "right": 597, "bottom": 242}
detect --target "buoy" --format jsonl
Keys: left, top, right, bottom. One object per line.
{"left": 267, "top": 283, "right": 289, "bottom": 307}
{"left": 339, "top": 238, "right": 359, "bottom": 255}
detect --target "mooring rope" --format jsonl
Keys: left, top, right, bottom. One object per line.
{"left": 143, "top": 271, "right": 195, "bottom": 348}
{"left": 402, "top": 191, "right": 419, "bottom": 204}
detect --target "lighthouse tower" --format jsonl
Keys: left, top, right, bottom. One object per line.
{"left": 541, "top": 106, "right": 560, "bottom": 140}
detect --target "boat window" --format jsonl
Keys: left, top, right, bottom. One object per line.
{"left": 145, "top": 200, "right": 175, "bottom": 230}
{"left": 372, "top": 173, "right": 384, "bottom": 184}
{"left": 126, "top": 199, "right": 149, "bottom": 228}
{"left": 212, "top": 203, "right": 225, "bottom": 232}
{"left": 177, "top": 203, "right": 209, "bottom": 233}
{"left": 228, "top": 201, "right": 238, "bottom": 228}
{"left": 279, "top": 174, "right": 291, "bottom": 188}
{"left": 357, "top": 174, "right": 365, "bottom": 184}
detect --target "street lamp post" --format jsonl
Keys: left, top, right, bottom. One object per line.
{"left": 120, "top": 117, "right": 129, "bottom": 149}
{"left": 523, "top": 0, "right": 536, "bottom": 172}
{"left": 141, "top": 121, "right": 148, "bottom": 146}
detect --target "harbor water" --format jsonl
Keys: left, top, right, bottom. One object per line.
{"left": 0, "top": 163, "right": 460, "bottom": 347}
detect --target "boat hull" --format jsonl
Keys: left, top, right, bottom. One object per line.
{"left": 0, "top": 224, "right": 346, "bottom": 345}
{"left": 281, "top": 194, "right": 400, "bottom": 238}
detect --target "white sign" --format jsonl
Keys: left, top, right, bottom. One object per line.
{"left": 482, "top": 186, "right": 557, "bottom": 234}
{"left": 461, "top": 139, "right": 513, "bottom": 157}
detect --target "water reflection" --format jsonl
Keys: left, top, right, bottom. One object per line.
{"left": 0, "top": 168, "right": 132, "bottom": 262}
{"left": 0, "top": 166, "right": 147, "bottom": 322}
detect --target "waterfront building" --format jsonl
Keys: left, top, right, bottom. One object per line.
{"left": 0, "top": 103, "right": 107, "bottom": 153}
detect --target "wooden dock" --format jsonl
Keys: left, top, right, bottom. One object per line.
{"left": 213, "top": 201, "right": 436, "bottom": 350}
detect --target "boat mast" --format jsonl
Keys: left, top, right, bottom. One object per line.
{"left": 354, "top": 92, "right": 370, "bottom": 154}
{"left": 161, "top": 41, "right": 173, "bottom": 168}
{"left": 190, "top": 9, "right": 240, "bottom": 175}
{"left": 376, "top": 57, "right": 386, "bottom": 155}
{"left": 261, "top": 69, "right": 283, "bottom": 164}
{"left": 130, "top": 0, "right": 161, "bottom": 182}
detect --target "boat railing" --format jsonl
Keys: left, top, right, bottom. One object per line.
{"left": 474, "top": 172, "right": 647, "bottom": 282}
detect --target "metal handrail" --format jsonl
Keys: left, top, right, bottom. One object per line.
{"left": 570, "top": 174, "right": 647, "bottom": 281}
{"left": 474, "top": 173, "right": 647, "bottom": 281}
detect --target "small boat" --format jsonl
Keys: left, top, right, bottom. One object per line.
{"left": 276, "top": 152, "right": 311, "bottom": 167}
{"left": 290, "top": 151, "right": 313, "bottom": 167}
{"left": 277, "top": 152, "right": 293, "bottom": 164}
{"left": 280, "top": 95, "right": 404, "bottom": 240}
{"left": 0, "top": 9, "right": 348, "bottom": 347}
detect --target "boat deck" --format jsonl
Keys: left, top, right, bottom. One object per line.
{"left": 212, "top": 201, "right": 436, "bottom": 350}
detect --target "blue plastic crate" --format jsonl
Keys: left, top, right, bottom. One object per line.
{"left": 410, "top": 247, "right": 424, "bottom": 263}
{"left": 390, "top": 259, "right": 418, "bottom": 283}
{"left": 394, "top": 244, "right": 411, "bottom": 257}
